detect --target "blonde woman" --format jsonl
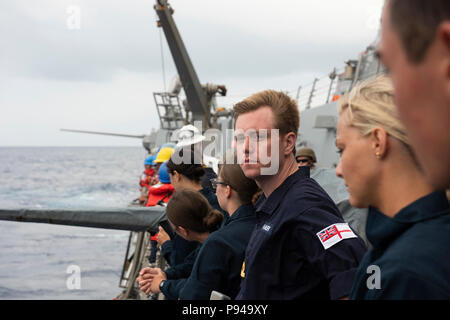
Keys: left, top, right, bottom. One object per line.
{"left": 335, "top": 75, "right": 450, "bottom": 299}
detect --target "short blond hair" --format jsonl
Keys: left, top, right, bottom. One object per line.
{"left": 338, "top": 75, "right": 415, "bottom": 157}
{"left": 233, "top": 90, "right": 300, "bottom": 136}
{"left": 233, "top": 90, "right": 300, "bottom": 154}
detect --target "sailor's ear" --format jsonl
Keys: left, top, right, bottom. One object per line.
{"left": 177, "top": 226, "right": 189, "bottom": 238}
{"left": 284, "top": 132, "right": 297, "bottom": 156}
{"left": 226, "top": 185, "right": 232, "bottom": 198}
{"left": 172, "top": 170, "right": 181, "bottom": 182}
{"left": 370, "top": 127, "right": 388, "bottom": 158}
{"left": 436, "top": 22, "right": 450, "bottom": 83}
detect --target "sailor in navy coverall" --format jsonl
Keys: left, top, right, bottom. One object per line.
{"left": 350, "top": 190, "right": 450, "bottom": 299}
{"left": 158, "top": 203, "right": 256, "bottom": 300}
{"left": 236, "top": 166, "right": 367, "bottom": 299}
{"left": 160, "top": 187, "right": 225, "bottom": 273}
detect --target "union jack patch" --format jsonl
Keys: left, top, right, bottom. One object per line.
{"left": 316, "top": 223, "right": 357, "bottom": 249}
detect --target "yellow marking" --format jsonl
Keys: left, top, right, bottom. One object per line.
{"left": 240, "top": 261, "right": 246, "bottom": 278}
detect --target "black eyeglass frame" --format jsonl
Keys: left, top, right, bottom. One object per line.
{"left": 209, "top": 178, "right": 234, "bottom": 190}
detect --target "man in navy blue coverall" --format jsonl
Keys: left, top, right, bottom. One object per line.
{"left": 233, "top": 90, "right": 367, "bottom": 299}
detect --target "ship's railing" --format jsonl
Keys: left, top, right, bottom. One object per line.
{"left": 194, "top": 49, "right": 385, "bottom": 116}
{"left": 295, "top": 71, "right": 342, "bottom": 111}
{"left": 0, "top": 207, "right": 167, "bottom": 231}
{"left": 0, "top": 207, "right": 169, "bottom": 300}
{"left": 295, "top": 46, "right": 385, "bottom": 111}
{"left": 214, "top": 74, "right": 340, "bottom": 114}
{"left": 216, "top": 73, "right": 340, "bottom": 112}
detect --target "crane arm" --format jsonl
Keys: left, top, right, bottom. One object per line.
{"left": 154, "top": 0, "right": 208, "bottom": 124}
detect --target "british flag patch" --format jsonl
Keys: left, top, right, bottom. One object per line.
{"left": 316, "top": 223, "right": 357, "bottom": 249}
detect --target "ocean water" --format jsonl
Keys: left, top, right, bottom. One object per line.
{"left": 0, "top": 147, "right": 148, "bottom": 299}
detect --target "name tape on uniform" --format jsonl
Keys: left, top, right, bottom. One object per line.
{"left": 316, "top": 223, "right": 357, "bottom": 250}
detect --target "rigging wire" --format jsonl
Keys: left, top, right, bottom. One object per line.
{"left": 159, "top": 24, "right": 167, "bottom": 92}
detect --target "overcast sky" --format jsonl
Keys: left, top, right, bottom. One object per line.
{"left": 0, "top": 0, "right": 384, "bottom": 146}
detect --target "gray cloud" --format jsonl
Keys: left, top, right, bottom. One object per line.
{"left": 0, "top": 0, "right": 383, "bottom": 146}
{"left": 1, "top": 1, "right": 161, "bottom": 81}
{"left": 2, "top": 0, "right": 377, "bottom": 83}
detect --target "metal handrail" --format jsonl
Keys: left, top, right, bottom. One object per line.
{"left": 0, "top": 207, "right": 167, "bottom": 231}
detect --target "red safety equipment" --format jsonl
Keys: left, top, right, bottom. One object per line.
{"left": 145, "top": 183, "right": 175, "bottom": 207}
{"left": 139, "top": 168, "right": 155, "bottom": 188}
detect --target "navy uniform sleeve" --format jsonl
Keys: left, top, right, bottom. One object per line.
{"left": 164, "top": 246, "right": 200, "bottom": 280}
{"left": 161, "top": 240, "right": 174, "bottom": 266}
{"left": 162, "top": 278, "right": 187, "bottom": 300}
{"left": 178, "top": 237, "right": 227, "bottom": 300}
{"left": 173, "top": 235, "right": 200, "bottom": 265}
{"left": 293, "top": 206, "right": 367, "bottom": 299}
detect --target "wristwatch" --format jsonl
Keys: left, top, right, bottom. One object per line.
{"left": 159, "top": 280, "right": 166, "bottom": 292}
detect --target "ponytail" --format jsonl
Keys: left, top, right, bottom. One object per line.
{"left": 251, "top": 189, "right": 263, "bottom": 206}
{"left": 166, "top": 189, "right": 223, "bottom": 234}
{"left": 202, "top": 209, "right": 224, "bottom": 233}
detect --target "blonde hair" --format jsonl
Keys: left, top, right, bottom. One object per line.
{"left": 338, "top": 75, "right": 413, "bottom": 155}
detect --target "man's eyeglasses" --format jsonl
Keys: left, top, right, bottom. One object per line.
{"left": 210, "top": 178, "right": 229, "bottom": 190}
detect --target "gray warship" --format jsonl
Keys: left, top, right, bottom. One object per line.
{"left": 0, "top": 0, "right": 384, "bottom": 299}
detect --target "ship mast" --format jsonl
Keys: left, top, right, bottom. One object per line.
{"left": 154, "top": 0, "right": 209, "bottom": 127}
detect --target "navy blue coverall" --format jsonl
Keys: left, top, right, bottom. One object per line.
{"left": 236, "top": 166, "right": 367, "bottom": 299}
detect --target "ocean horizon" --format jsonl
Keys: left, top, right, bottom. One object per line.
{"left": 0, "top": 146, "right": 149, "bottom": 299}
